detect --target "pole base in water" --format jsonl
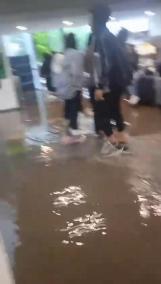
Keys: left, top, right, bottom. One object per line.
{"left": 25, "top": 125, "right": 59, "bottom": 145}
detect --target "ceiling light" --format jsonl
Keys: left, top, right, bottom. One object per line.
{"left": 109, "top": 16, "right": 116, "bottom": 21}
{"left": 16, "top": 25, "right": 28, "bottom": 31}
{"left": 62, "top": 21, "right": 74, "bottom": 26}
{"left": 120, "top": 18, "right": 149, "bottom": 33}
{"left": 107, "top": 17, "right": 149, "bottom": 34}
{"left": 84, "top": 24, "right": 92, "bottom": 32}
{"left": 144, "top": 10, "right": 155, "bottom": 16}
{"left": 106, "top": 21, "right": 121, "bottom": 35}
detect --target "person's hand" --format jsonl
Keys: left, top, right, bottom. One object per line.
{"left": 95, "top": 89, "right": 104, "bottom": 101}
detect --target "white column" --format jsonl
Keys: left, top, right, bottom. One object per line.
{"left": 0, "top": 235, "right": 15, "bottom": 284}
{"left": 21, "top": 32, "right": 41, "bottom": 90}
{"left": 0, "top": 37, "right": 19, "bottom": 111}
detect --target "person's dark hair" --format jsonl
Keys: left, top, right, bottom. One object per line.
{"left": 65, "top": 33, "right": 77, "bottom": 49}
{"left": 91, "top": 2, "right": 111, "bottom": 33}
{"left": 118, "top": 28, "right": 129, "bottom": 43}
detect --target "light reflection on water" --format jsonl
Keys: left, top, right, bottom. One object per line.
{"left": 36, "top": 145, "right": 55, "bottom": 166}
{"left": 125, "top": 134, "right": 161, "bottom": 222}
{"left": 61, "top": 212, "right": 107, "bottom": 246}
{"left": 137, "top": 192, "right": 161, "bottom": 218}
{"left": 50, "top": 186, "right": 107, "bottom": 246}
{"left": 130, "top": 175, "right": 161, "bottom": 220}
{"left": 50, "top": 185, "right": 86, "bottom": 209}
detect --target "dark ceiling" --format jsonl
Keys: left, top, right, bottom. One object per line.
{"left": 0, "top": 0, "right": 160, "bottom": 14}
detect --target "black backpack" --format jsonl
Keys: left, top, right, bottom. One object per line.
{"left": 99, "top": 32, "right": 131, "bottom": 91}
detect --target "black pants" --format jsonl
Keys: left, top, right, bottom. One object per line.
{"left": 90, "top": 87, "right": 125, "bottom": 137}
{"left": 46, "top": 76, "right": 55, "bottom": 92}
{"left": 65, "top": 91, "right": 81, "bottom": 130}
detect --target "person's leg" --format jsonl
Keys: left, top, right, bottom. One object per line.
{"left": 93, "top": 101, "right": 105, "bottom": 134}
{"left": 69, "top": 91, "right": 81, "bottom": 130}
{"left": 99, "top": 96, "right": 120, "bottom": 155}
{"left": 109, "top": 90, "right": 128, "bottom": 144}
{"left": 101, "top": 93, "right": 117, "bottom": 144}
{"left": 46, "top": 76, "right": 55, "bottom": 92}
{"left": 46, "top": 76, "right": 51, "bottom": 91}
{"left": 111, "top": 92, "right": 125, "bottom": 132}
{"left": 89, "top": 87, "right": 99, "bottom": 133}
{"left": 89, "top": 86, "right": 95, "bottom": 106}
{"left": 62, "top": 92, "right": 86, "bottom": 144}
{"left": 90, "top": 89, "right": 116, "bottom": 141}
{"left": 90, "top": 87, "right": 107, "bottom": 135}
{"left": 99, "top": 93, "right": 124, "bottom": 156}
{"left": 77, "top": 91, "right": 83, "bottom": 113}
{"left": 64, "top": 99, "right": 70, "bottom": 120}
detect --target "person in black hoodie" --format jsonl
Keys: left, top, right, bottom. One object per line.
{"left": 91, "top": 3, "right": 129, "bottom": 154}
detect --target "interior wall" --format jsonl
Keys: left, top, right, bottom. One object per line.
{"left": 0, "top": 0, "right": 159, "bottom": 14}
{"left": 149, "top": 12, "right": 161, "bottom": 37}
{"left": 33, "top": 25, "right": 91, "bottom": 60}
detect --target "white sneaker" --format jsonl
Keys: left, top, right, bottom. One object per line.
{"left": 101, "top": 141, "right": 121, "bottom": 157}
{"left": 69, "top": 128, "right": 84, "bottom": 136}
{"left": 128, "top": 95, "right": 140, "bottom": 106}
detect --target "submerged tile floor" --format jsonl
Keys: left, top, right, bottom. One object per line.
{"left": 0, "top": 104, "right": 161, "bottom": 284}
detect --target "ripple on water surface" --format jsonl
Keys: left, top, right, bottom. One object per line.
{"left": 50, "top": 186, "right": 107, "bottom": 246}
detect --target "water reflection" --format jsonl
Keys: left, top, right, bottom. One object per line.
{"left": 137, "top": 191, "right": 161, "bottom": 218}
{"left": 50, "top": 186, "right": 107, "bottom": 245}
{"left": 0, "top": 200, "right": 20, "bottom": 266}
{"left": 62, "top": 240, "right": 84, "bottom": 246}
{"left": 137, "top": 195, "right": 150, "bottom": 219}
{"left": 61, "top": 212, "right": 107, "bottom": 245}
{"left": 36, "top": 145, "right": 55, "bottom": 166}
{"left": 50, "top": 185, "right": 86, "bottom": 209}
{"left": 130, "top": 175, "right": 161, "bottom": 220}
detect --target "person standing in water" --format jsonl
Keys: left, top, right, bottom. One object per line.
{"left": 63, "top": 33, "right": 85, "bottom": 143}
{"left": 90, "top": 3, "right": 130, "bottom": 154}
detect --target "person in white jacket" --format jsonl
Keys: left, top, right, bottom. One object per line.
{"left": 63, "top": 33, "right": 84, "bottom": 141}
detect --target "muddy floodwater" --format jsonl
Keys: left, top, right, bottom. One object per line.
{"left": 0, "top": 105, "right": 161, "bottom": 284}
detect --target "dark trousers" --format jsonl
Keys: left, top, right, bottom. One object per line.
{"left": 46, "top": 76, "right": 55, "bottom": 92}
{"left": 65, "top": 91, "right": 81, "bottom": 130}
{"left": 90, "top": 87, "right": 125, "bottom": 137}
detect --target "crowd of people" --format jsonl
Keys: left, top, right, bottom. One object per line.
{"left": 41, "top": 3, "right": 138, "bottom": 156}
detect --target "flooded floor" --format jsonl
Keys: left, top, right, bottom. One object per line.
{"left": 0, "top": 103, "right": 161, "bottom": 283}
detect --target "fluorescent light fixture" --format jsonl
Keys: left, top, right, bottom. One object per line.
{"left": 62, "top": 20, "right": 74, "bottom": 26}
{"left": 84, "top": 24, "right": 92, "bottom": 32}
{"left": 144, "top": 10, "right": 155, "bottom": 16}
{"left": 109, "top": 16, "right": 116, "bottom": 21}
{"left": 107, "top": 21, "right": 121, "bottom": 35}
{"left": 107, "top": 17, "right": 149, "bottom": 34}
{"left": 16, "top": 25, "right": 28, "bottom": 31}
{"left": 120, "top": 18, "right": 149, "bottom": 33}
